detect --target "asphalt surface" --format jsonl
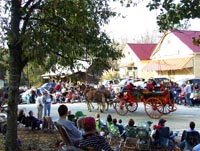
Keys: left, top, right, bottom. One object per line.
{"left": 18, "top": 102, "right": 200, "bottom": 137}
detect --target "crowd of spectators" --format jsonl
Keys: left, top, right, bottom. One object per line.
{"left": 55, "top": 104, "right": 200, "bottom": 151}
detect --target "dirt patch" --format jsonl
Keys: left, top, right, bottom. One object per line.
{"left": 0, "top": 129, "right": 62, "bottom": 151}
{"left": 0, "top": 129, "right": 137, "bottom": 151}
{"left": 0, "top": 129, "right": 178, "bottom": 151}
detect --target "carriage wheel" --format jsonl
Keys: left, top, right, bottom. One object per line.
{"left": 127, "top": 102, "right": 138, "bottom": 112}
{"left": 161, "top": 104, "right": 171, "bottom": 114}
{"left": 168, "top": 103, "right": 177, "bottom": 113}
{"left": 144, "top": 97, "right": 163, "bottom": 119}
{"left": 113, "top": 98, "right": 128, "bottom": 116}
{"left": 161, "top": 100, "right": 177, "bottom": 114}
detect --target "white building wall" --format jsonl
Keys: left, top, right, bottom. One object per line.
{"left": 152, "top": 33, "right": 194, "bottom": 60}
{"left": 119, "top": 45, "right": 140, "bottom": 78}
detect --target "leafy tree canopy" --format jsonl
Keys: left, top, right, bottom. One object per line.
{"left": 0, "top": 0, "right": 138, "bottom": 75}
{"left": 147, "top": 0, "right": 200, "bottom": 32}
{"left": 1, "top": 1, "right": 138, "bottom": 150}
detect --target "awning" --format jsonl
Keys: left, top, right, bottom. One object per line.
{"left": 119, "top": 62, "right": 134, "bottom": 68}
{"left": 142, "top": 57, "right": 193, "bottom": 71}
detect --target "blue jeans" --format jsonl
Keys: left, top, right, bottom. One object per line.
{"left": 44, "top": 103, "right": 51, "bottom": 116}
{"left": 185, "top": 93, "right": 192, "bottom": 106}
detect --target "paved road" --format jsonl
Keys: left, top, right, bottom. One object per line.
{"left": 18, "top": 102, "right": 200, "bottom": 135}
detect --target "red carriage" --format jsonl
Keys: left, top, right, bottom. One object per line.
{"left": 113, "top": 87, "right": 177, "bottom": 119}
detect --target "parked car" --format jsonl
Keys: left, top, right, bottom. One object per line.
{"left": 176, "top": 78, "right": 200, "bottom": 88}
{"left": 20, "top": 87, "right": 49, "bottom": 104}
{"left": 152, "top": 77, "right": 170, "bottom": 85}
{"left": 112, "top": 78, "right": 136, "bottom": 93}
{"left": 102, "top": 79, "right": 121, "bottom": 89}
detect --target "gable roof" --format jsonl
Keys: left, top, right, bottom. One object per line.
{"left": 127, "top": 43, "right": 156, "bottom": 60}
{"left": 171, "top": 30, "right": 200, "bottom": 53}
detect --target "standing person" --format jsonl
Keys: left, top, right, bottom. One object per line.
{"left": 36, "top": 91, "right": 43, "bottom": 120}
{"left": 57, "top": 104, "right": 82, "bottom": 145}
{"left": 43, "top": 91, "right": 52, "bottom": 116}
{"left": 184, "top": 81, "right": 193, "bottom": 106}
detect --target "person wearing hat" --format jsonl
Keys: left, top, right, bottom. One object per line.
{"left": 75, "top": 111, "right": 86, "bottom": 119}
{"left": 152, "top": 118, "right": 169, "bottom": 146}
{"left": 79, "top": 116, "right": 119, "bottom": 151}
{"left": 57, "top": 105, "right": 82, "bottom": 145}
{"left": 74, "top": 111, "right": 86, "bottom": 128}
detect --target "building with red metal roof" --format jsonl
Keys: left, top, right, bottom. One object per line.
{"left": 119, "top": 43, "right": 156, "bottom": 79}
{"left": 143, "top": 30, "right": 200, "bottom": 81}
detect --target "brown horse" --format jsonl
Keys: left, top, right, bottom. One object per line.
{"left": 83, "top": 86, "right": 111, "bottom": 112}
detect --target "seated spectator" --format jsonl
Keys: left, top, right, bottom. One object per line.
{"left": 17, "top": 109, "right": 27, "bottom": 125}
{"left": 113, "top": 118, "right": 125, "bottom": 135}
{"left": 106, "top": 114, "right": 113, "bottom": 131}
{"left": 57, "top": 104, "right": 82, "bottom": 145}
{"left": 118, "top": 119, "right": 123, "bottom": 125}
{"left": 79, "top": 116, "right": 119, "bottom": 151}
{"left": 152, "top": 118, "right": 170, "bottom": 147}
{"left": 74, "top": 111, "right": 86, "bottom": 127}
{"left": 111, "top": 118, "right": 125, "bottom": 140}
{"left": 26, "top": 110, "right": 42, "bottom": 130}
{"left": 68, "top": 114, "right": 75, "bottom": 122}
{"left": 124, "top": 118, "right": 137, "bottom": 138}
{"left": 76, "top": 116, "right": 85, "bottom": 133}
{"left": 75, "top": 111, "right": 86, "bottom": 119}
{"left": 95, "top": 113, "right": 106, "bottom": 132}
{"left": 179, "top": 121, "right": 200, "bottom": 150}
{"left": 138, "top": 120, "right": 153, "bottom": 135}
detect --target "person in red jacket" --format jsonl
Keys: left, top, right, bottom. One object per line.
{"left": 147, "top": 79, "right": 155, "bottom": 91}
{"left": 125, "top": 83, "right": 134, "bottom": 91}
{"left": 159, "top": 81, "right": 164, "bottom": 91}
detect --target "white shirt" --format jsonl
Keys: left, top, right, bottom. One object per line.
{"left": 36, "top": 95, "right": 43, "bottom": 106}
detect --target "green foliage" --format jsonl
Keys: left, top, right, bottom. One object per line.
{"left": 1, "top": 0, "right": 139, "bottom": 150}
{"left": 0, "top": 50, "right": 8, "bottom": 71}
{"left": 0, "top": 0, "right": 130, "bottom": 75}
{"left": 100, "top": 69, "right": 120, "bottom": 81}
{"left": 147, "top": 0, "right": 200, "bottom": 32}
{"left": 193, "top": 35, "right": 200, "bottom": 46}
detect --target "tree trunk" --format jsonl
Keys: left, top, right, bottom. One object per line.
{"left": 6, "top": 1, "right": 23, "bottom": 151}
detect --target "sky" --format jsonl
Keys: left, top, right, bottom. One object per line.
{"left": 103, "top": 1, "right": 200, "bottom": 43}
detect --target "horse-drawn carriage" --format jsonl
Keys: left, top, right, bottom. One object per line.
{"left": 113, "top": 88, "right": 177, "bottom": 119}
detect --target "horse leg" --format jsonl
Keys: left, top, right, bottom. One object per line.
{"left": 106, "top": 100, "right": 109, "bottom": 111}
{"left": 86, "top": 99, "right": 92, "bottom": 112}
{"left": 100, "top": 94, "right": 106, "bottom": 113}
{"left": 95, "top": 102, "right": 99, "bottom": 110}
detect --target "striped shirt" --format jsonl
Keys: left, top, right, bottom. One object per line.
{"left": 79, "top": 134, "right": 114, "bottom": 151}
